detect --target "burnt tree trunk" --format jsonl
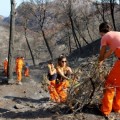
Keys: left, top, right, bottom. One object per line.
{"left": 69, "top": 15, "right": 82, "bottom": 52}
{"left": 24, "top": 20, "right": 36, "bottom": 66}
{"left": 95, "top": 2, "right": 105, "bottom": 22}
{"left": 8, "top": 0, "right": 15, "bottom": 81}
{"left": 41, "top": 29, "right": 53, "bottom": 60}
{"left": 68, "top": 32, "right": 72, "bottom": 54}
{"left": 35, "top": 5, "right": 53, "bottom": 60}
{"left": 110, "top": 0, "right": 116, "bottom": 30}
{"left": 39, "top": 8, "right": 53, "bottom": 60}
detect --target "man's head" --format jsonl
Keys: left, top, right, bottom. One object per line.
{"left": 99, "top": 22, "right": 111, "bottom": 36}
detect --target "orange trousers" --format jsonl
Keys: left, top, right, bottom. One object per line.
{"left": 101, "top": 60, "right": 120, "bottom": 115}
{"left": 4, "top": 60, "right": 8, "bottom": 76}
{"left": 24, "top": 68, "right": 29, "bottom": 77}
{"left": 48, "top": 80, "right": 69, "bottom": 103}
{"left": 17, "top": 69, "right": 22, "bottom": 82}
{"left": 48, "top": 80, "right": 60, "bottom": 102}
{"left": 56, "top": 80, "right": 69, "bottom": 103}
{"left": 4, "top": 68, "right": 7, "bottom": 76}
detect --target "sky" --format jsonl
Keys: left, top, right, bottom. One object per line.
{"left": 0, "top": 0, "right": 23, "bottom": 17}
{"left": 0, "top": 0, "right": 119, "bottom": 17}
{"left": 0, "top": 0, "right": 54, "bottom": 17}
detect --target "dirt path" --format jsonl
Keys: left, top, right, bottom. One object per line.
{"left": 0, "top": 80, "right": 57, "bottom": 120}
{"left": 0, "top": 66, "right": 56, "bottom": 120}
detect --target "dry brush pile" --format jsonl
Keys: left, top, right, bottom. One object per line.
{"left": 41, "top": 56, "right": 113, "bottom": 115}
{"left": 66, "top": 60, "right": 109, "bottom": 114}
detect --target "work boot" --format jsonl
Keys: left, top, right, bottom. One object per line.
{"left": 114, "top": 110, "right": 120, "bottom": 113}
{"left": 16, "top": 81, "right": 22, "bottom": 85}
{"left": 97, "top": 104, "right": 109, "bottom": 119}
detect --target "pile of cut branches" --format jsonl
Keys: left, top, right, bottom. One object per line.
{"left": 41, "top": 59, "right": 111, "bottom": 115}
{"left": 65, "top": 60, "right": 110, "bottom": 114}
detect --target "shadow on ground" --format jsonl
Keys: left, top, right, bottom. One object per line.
{"left": 1, "top": 97, "right": 54, "bottom": 119}
{"left": 4, "top": 96, "right": 49, "bottom": 103}
{"left": 82, "top": 104, "right": 102, "bottom": 116}
{"left": 1, "top": 108, "right": 54, "bottom": 119}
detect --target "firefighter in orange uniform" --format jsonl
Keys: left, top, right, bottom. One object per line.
{"left": 16, "top": 57, "right": 24, "bottom": 85}
{"left": 47, "top": 62, "right": 60, "bottom": 102}
{"left": 56, "top": 55, "right": 72, "bottom": 103}
{"left": 3, "top": 58, "right": 8, "bottom": 76}
{"left": 24, "top": 62, "right": 30, "bottom": 77}
{"left": 98, "top": 22, "right": 120, "bottom": 116}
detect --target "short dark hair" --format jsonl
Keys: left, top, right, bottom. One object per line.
{"left": 48, "top": 60, "right": 53, "bottom": 64}
{"left": 99, "top": 22, "right": 111, "bottom": 33}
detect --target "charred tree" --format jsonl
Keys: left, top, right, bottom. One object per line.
{"left": 68, "top": 32, "right": 72, "bottom": 54}
{"left": 8, "top": 0, "right": 15, "bottom": 81}
{"left": 30, "top": 0, "right": 53, "bottom": 60}
{"left": 24, "top": 19, "right": 36, "bottom": 66}
{"left": 110, "top": 0, "right": 116, "bottom": 30}
{"left": 68, "top": 14, "right": 82, "bottom": 52}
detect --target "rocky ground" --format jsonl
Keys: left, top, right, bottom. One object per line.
{"left": 0, "top": 55, "right": 120, "bottom": 120}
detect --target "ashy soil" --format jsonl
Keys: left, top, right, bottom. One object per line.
{"left": 0, "top": 60, "right": 120, "bottom": 120}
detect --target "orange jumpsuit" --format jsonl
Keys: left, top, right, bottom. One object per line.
{"left": 101, "top": 48, "right": 120, "bottom": 115}
{"left": 24, "top": 62, "right": 29, "bottom": 77}
{"left": 56, "top": 66, "right": 70, "bottom": 103}
{"left": 56, "top": 80, "right": 69, "bottom": 102}
{"left": 15, "top": 57, "right": 19, "bottom": 73}
{"left": 16, "top": 58, "right": 24, "bottom": 82}
{"left": 48, "top": 73, "right": 60, "bottom": 102}
{"left": 3, "top": 59, "right": 8, "bottom": 76}
{"left": 24, "top": 67, "right": 29, "bottom": 77}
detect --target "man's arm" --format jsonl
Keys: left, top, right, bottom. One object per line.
{"left": 98, "top": 46, "right": 107, "bottom": 62}
{"left": 98, "top": 45, "right": 113, "bottom": 66}
{"left": 104, "top": 49, "right": 113, "bottom": 59}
